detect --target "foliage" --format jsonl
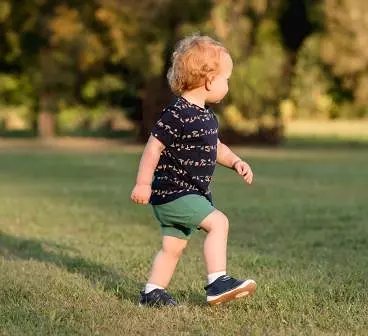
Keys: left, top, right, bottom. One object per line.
{"left": 227, "top": 19, "right": 287, "bottom": 120}
{"left": 290, "top": 35, "right": 337, "bottom": 119}
{"left": 175, "top": 0, "right": 287, "bottom": 141}
{"left": 0, "top": 0, "right": 367, "bottom": 139}
{"left": 321, "top": 0, "right": 368, "bottom": 110}
{"left": 0, "top": 74, "right": 33, "bottom": 106}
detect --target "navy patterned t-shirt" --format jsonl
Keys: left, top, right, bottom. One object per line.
{"left": 149, "top": 96, "right": 218, "bottom": 205}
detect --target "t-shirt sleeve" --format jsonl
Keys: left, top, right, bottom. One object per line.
{"left": 151, "top": 108, "right": 183, "bottom": 147}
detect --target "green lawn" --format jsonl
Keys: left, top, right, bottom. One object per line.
{"left": 0, "top": 144, "right": 367, "bottom": 335}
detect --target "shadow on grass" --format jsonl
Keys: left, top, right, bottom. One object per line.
{"left": 0, "top": 231, "right": 142, "bottom": 303}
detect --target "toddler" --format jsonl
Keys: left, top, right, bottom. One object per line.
{"left": 131, "top": 34, "right": 256, "bottom": 306}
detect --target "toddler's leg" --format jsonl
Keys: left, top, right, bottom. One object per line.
{"left": 140, "top": 236, "right": 187, "bottom": 306}
{"left": 200, "top": 210, "right": 256, "bottom": 305}
{"left": 147, "top": 236, "right": 187, "bottom": 288}
{"left": 200, "top": 210, "right": 229, "bottom": 274}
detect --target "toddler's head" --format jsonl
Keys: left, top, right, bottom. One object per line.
{"left": 167, "top": 34, "right": 232, "bottom": 103}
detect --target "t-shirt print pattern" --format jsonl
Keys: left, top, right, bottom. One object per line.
{"left": 150, "top": 96, "right": 218, "bottom": 205}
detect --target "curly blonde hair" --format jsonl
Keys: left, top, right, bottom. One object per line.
{"left": 167, "top": 34, "right": 229, "bottom": 95}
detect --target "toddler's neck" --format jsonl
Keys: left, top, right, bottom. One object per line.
{"left": 181, "top": 91, "right": 206, "bottom": 108}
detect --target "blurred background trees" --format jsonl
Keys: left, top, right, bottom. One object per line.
{"left": 0, "top": 0, "right": 366, "bottom": 142}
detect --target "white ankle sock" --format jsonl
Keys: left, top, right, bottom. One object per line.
{"left": 144, "top": 283, "right": 164, "bottom": 294}
{"left": 208, "top": 271, "right": 226, "bottom": 285}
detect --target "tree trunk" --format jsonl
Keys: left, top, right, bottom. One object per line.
{"left": 37, "top": 48, "right": 58, "bottom": 138}
{"left": 38, "top": 93, "right": 56, "bottom": 138}
{"left": 138, "top": 77, "right": 172, "bottom": 142}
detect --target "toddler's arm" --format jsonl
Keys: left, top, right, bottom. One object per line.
{"left": 131, "top": 136, "right": 165, "bottom": 204}
{"left": 216, "top": 139, "right": 253, "bottom": 184}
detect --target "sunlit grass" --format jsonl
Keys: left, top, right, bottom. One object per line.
{"left": 0, "top": 145, "right": 367, "bottom": 335}
{"left": 286, "top": 119, "right": 368, "bottom": 141}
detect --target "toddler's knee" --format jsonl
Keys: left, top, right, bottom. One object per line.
{"left": 200, "top": 210, "right": 229, "bottom": 233}
{"left": 163, "top": 245, "right": 185, "bottom": 259}
{"left": 219, "top": 213, "right": 229, "bottom": 232}
{"left": 211, "top": 212, "right": 229, "bottom": 233}
{"left": 162, "top": 238, "right": 187, "bottom": 258}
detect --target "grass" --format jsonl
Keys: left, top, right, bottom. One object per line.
{"left": 285, "top": 119, "right": 368, "bottom": 145}
{"left": 0, "top": 143, "right": 367, "bottom": 335}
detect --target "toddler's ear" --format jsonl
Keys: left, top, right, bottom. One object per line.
{"left": 205, "top": 74, "right": 216, "bottom": 91}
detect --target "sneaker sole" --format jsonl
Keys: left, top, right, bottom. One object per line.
{"left": 207, "top": 280, "right": 257, "bottom": 305}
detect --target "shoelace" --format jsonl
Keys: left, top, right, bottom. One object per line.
{"left": 204, "top": 275, "right": 237, "bottom": 290}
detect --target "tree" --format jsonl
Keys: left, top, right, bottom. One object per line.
{"left": 122, "top": 0, "right": 212, "bottom": 141}
{"left": 321, "top": 0, "right": 368, "bottom": 117}
{"left": 290, "top": 34, "right": 336, "bottom": 119}
{"left": 173, "top": 0, "right": 288, "bottom": 143}
{"left": 0, "top": 0, "right": 139, "bottom": 137}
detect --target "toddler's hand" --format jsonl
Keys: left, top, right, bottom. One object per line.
{"left": 131, "top": 184, "right": 152, "bottom": 205}
{"left": 234, "top": 161, "right": 253, "bottom": 184}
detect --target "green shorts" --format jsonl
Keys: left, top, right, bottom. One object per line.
{"left": 152, "top": 194, "right": 215, "bottom": 240}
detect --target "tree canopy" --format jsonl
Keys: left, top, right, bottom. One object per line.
{"left": 0, "top": 0, "right": 366, "bottom": 141}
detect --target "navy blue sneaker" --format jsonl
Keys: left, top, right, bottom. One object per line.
{"left": 205, "top": 275, "right": 256, "bottom": 305}
{"left": 139, "top": 289, "right": 177, "bottom": 307}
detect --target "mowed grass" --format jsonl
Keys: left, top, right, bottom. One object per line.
{"left": 286, "top": 120, "right": 368, "bottom": 142}
{"left": 0, "top": 144, "right": 367, "bottom": 335}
